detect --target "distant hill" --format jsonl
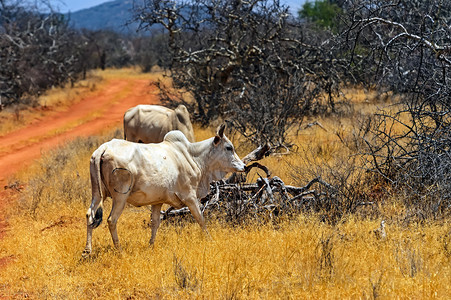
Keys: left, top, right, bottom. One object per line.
{"left": 66, "top": 0, "right": 304, "bottom": 34}
{"left": 66, "top": 0, "right": 139, "bottom": 34}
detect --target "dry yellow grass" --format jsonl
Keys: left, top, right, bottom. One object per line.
{"left": 2, "top": 184, "right": 450, "bottom": 298}
{"left": 1, "top": 126, "right": 449, "bottom": 299}
{"left": 1, "top": 73, "right": 450, "bottom": 298}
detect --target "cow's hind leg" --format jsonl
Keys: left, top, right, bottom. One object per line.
{"left": 107, "top": 195, "right": 127, "bottom": 250}
{"left": 82, "top": 218, "right": 94, "bottom": 257}
{"left": 83, "top": 196, "right": 104, "bottom": 257}
{"left": 149, "top": 204, "right": 162, "bottom": 246}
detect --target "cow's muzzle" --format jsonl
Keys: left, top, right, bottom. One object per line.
{"left": 234, "top": 161, "right": 246, "bottom": 172}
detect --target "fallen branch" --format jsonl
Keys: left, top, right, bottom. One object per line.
{"left": 162, "top": 172, "right": 340, "bottom": 220}
{"left": 160, "top": 145, "right": 355, "bottom": 221}
{"left": 304, "top": 121, "right": 328, "bottom": 132}
{"left": 241, "top": 143, "right": 271, "bottom": 164}
{"left": 226, "top": 144, "right": 272, "bottom": 183}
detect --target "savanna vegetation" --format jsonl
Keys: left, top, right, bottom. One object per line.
{"left": 1, "top": 68, "right": 450, "bottom": 298}
{"left": 1, "top": 0, "right": 450, "bottom": 298}
{"left": 0, "top": 0, "right": 170, "bottom": 108}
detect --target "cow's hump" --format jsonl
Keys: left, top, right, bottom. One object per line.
{"left": 163, "top": 130, "right": 189, "bottom": 145}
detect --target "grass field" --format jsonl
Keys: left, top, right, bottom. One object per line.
{"left": 1, "top": 69, "right": 450, "bottom": 299}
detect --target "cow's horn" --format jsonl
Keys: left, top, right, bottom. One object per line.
{"left": 217, "top": 124, "right": 226, "bottom": 138}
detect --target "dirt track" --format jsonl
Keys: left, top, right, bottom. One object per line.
{"left": 0, "top": 77, "right": 159, "bottom": 186}
{"left": 0, "top": 76, "right": 159, "bottom": 246}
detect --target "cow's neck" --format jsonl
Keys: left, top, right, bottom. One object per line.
{"left": 188, "top": 138, "right": 224, "bottom": 199}
{"left": 187, "top": 138, "right": 214, "bottom": 168}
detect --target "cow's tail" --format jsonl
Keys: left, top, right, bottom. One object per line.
{"left": 123, "top": 118, "right": 127, "bottom": 140}
{"left": 87, "top": 144, "right": 107, "bottom": 229}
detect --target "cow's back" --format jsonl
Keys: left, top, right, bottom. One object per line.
{"left": 124, "top": 105, "right": 174, "bottom": 143}
{"left": 100, "top": 138, "right": 197, "bottom": 208}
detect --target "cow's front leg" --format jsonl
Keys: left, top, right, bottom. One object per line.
{"left": 185, "top": 197, "right": 211, "bottom": 238}
{"left": 149, "top": 204, "right": 162, "bottom": 246}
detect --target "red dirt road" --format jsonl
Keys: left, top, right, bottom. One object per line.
{"left": 0, "top": 76, "right": 159, "bottom": 246}
{"left": 0, "top": 77, "right": 159, "bottom": 186}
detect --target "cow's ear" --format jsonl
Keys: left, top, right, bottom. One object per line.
{"left": 213, "top": 135, "right": 221, "bottom": 145}
{"left": 214, "top": 124, "right": 226, "bottom": 145}
{"left": 175, "top": 105, "right": 189, "bottom": 123}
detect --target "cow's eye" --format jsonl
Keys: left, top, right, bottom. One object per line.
{"left": 226, "top": 145, "right": 233, "bottom": 152}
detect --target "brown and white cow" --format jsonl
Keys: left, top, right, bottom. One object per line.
{"left": 123, "top": 104, "right": 195, "bottom": 143}
{"left": 82, "top": 124, "right": 244, "bottom": 256}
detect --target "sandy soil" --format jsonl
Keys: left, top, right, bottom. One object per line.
{"left": 0, "top": 76, "right": 159, "bottom": 256}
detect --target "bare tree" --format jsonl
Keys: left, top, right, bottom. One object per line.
{"left": 342, "top": 0, "right": 451, "bottom": 218}
{"left": 133, "top": 0, "right": 348, "bottom": 147}
{"left": 0, "top": 0, "right": 87, "bottom": 106}
{"left": 131, "top": 30, "right": 171, "bottom": 72}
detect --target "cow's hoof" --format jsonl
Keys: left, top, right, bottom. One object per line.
{"left": 81, "top": 248, "right": 91, "bottom": 258}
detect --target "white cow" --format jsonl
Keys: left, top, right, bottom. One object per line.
{"left": 82, "top": 124, "right": 244, "bottom": 256}
{"left": 123, "top": 104, "right": 195, "bottom": 143}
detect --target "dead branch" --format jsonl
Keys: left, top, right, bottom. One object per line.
{"left": 225, "top": 144, "right": 272, "bottom": 184}
{"left": 304, "top": 121, "right": 328, "bottom": 132}
{"left": 162, "top": 169, "right": 346, "bottom": 220}
{"left": 241, "top": 143, "right": 272, "bottom": 164}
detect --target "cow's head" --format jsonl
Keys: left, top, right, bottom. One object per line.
{"left": 211, "top": 124, "right": 245, "bottom": 173}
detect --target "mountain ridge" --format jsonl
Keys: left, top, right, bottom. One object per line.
{"left": 66, "top": 0, "right": 303, "bottom": 34}
{"left": 66, "top": 0, "right": 139, "bottom": 34}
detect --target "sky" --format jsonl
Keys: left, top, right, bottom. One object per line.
{"left": 50, "top": 0, "right": 306, "bottom": 13}
{"left": 49, "top": 0, "right": 110, "bottom": 12}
